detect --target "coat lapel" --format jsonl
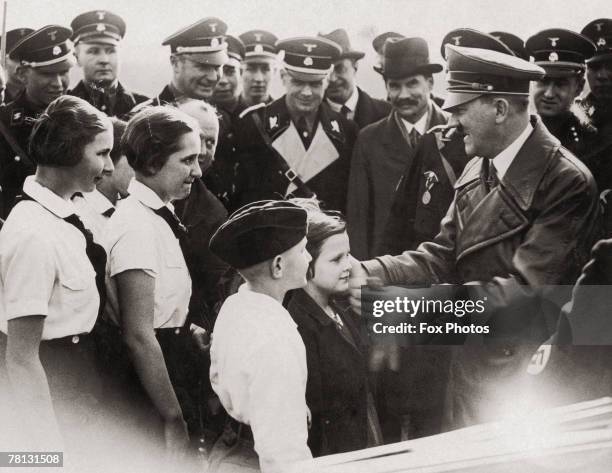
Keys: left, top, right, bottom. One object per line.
{"left": 454, "top": 117, "right": 558, "bottom": 261}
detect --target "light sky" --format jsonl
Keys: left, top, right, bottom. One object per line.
{"left": 4, "top": 0, "right": 612, "bottom": 98}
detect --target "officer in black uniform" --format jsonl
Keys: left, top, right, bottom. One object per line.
{"left": 489, "top": 31, "right": 530, "bottom": 60}
{"left": 232, "top": 36, "right": 358, "bottom": 214}
{"left": 238, "top": 30, "right": 278, "bottom": 107}
{"left": 68, "top": 10, "right": 148, "bottom": 119}
{"left": 525, "top": 29, "right": 606, "bottom": 186}
{"left": 132, "top": 17, "right": 236, "bottom": 208}
{"left": 212, "top": 35, "right": 247, "bottom": 118}
{"left": 0, "top": 25, "right": 76, "bottom": 219}
{"left": 3, "top": 28, "right": 34, "bottom": 104}
{"left": 578, "top": 19, "right": 612, "bottom": 192}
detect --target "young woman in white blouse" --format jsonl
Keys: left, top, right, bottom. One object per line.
{"left": 0, "top": 95, "right": 113, "bottom": 450}
{"left": 104, "top": 105, "right": 208, "bottom": 456}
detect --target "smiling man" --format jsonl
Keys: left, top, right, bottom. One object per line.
{"left": 346, "top": 36, "right": 446, "bottom": 260}
{"left": 0, "top": 25, "right": 76, "bottom": 218}
{"left": 349, "top": 44, "right": 600, "bottom": 430}
{"left": 525, "top": 29, "right": 606, "bottom": 185}
{"left": 68, "top": 10, "right": 148, "bottom": 120}
{"left": 232, "top": 36, "right": 358, "bottom": 213}
{"left": 319, "top": 29, "right": 390, "bottom": 129}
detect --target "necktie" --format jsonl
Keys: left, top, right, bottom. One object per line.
{"left": 340, "top": 105, "right": 351, "bottom": 119}
{"left": 297, "top": 116, "right": 313, "bottom": 149}
{"left": 19, "top": 192, "right": 107, "bottom": 316}
{"left": 484, "top": 160, "right": 499, "bottom": 192}
{"left": 154, "top": 206, "right": 194, "bottom": 276}
{"left": 408, "top": 127, "right": 419, "bottom": 149}
{"left": 63, "top": 213, "right": 108, "bottom": 315}
{"left": 102, "top": 207, "right": 115, "bottom": 218}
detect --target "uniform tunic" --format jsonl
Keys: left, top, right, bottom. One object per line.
{"left": 68, "top": 80, "right": 149, "bottom": 120}
{"left": 210, "top": 285, "right": 312, "bottom": 473}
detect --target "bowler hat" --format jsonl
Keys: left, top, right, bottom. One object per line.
{"left": 378, "top": 37, "right": 442, "bottom": 79}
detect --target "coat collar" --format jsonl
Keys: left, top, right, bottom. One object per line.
{"left": 264, "top": 96, "right": 346, "bottom": 145}
{"left": 381, "top": 99, "right": 448, "bottom": 146}
{"left": 454, "top": 116, "right": 560, "bottom": 212}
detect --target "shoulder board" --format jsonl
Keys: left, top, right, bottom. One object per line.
{"left": 238, "top": 102, "right": 266, "bottom": 120}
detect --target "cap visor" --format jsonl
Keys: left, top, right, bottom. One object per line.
{"left": 76, "top": 37, "right": 120, "bottom": 46}
{"left": 442, "top": 91, "right": 482, "bottom": 111}
{"left": 243, "top": 54, "right": 277, "bottom": 64}
{"left": 587, "top": 52, "right": 612, "bottom": 64}
{"left": 540, "top": 63, "right": 584, "bottom": 78}
{"left": 340, "top": 51, "right": 365, "bottom": 61}
{"left": 284, "top": 67, "right": 329, "bottom": 82}
{"left": 184, "top": 50, "right": 229, "bottom": 67}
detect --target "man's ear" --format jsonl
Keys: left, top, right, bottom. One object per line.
{"left": 271, "top": 254, "right": 283, "bottom": 279}
{"left": 494, "top": 97, "right": 510, "bottom": 123}
{"left": 15, "top": 65, "right": 29, "bottom": 84}
{"left": 170, "top": 54, "right": 181, "bottom": 74}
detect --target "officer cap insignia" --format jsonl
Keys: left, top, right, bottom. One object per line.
{"left": 254, "top": 44, "right": 263, "bottom": 53}
{"left": 598, "top": 37, "right": 607, "bottom": 47}
{"left": 549, "top": 37, "right": 559, "bottom": 47}
{"left": 549, "top": 51, "right": 559, "bottom": 62}
{"left": 48, "top": 30, "right": 57, "bottom": 41}
{"left": 96, "top": 11, "right": 106, "bottom": 20}
{"left": 96, "top": 24, "right": 106, "bottom": 32}
{"left": 209, "top": 23, "right": 217, "bottom": 33}
{"left": 452, "top": 35, "right": 462, "bottom": 45}
{"left": 304, "top": 56, "right": 313, "bottom": 66}
{"left": 303, "top": 43, "right": 317, "bottom": 53}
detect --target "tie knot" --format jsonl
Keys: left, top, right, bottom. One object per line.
{"left": 340, "top": 104, "right": 351, "bottom": 118}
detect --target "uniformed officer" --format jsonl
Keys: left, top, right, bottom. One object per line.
{"left": 68, "top": 10, "right": 148, "bottom": 119}
{"left": 578, "top": 19, "right": 612, "bottom": 192}
{"left": 372, "top": 31, "right": 404, "bottom": 73}
{"left": 239, "top": 29, "right": 278, "bottom": 107}
{"left": 212, "top": 35, "right": 247, "bottom": 117}
{"left": 319, "top": 28, "right": 391, "bottom": 128}
{"left": 3, "top": 28, "right": 34, "bottom": 104}
{"left": 579, "top": 19, "right": 612, "bottom": 132}
{"left": 232, "top": 36, "right": 358, "bottom": 213}
{"left": 489, "top": 31, "right": 530, "bottom": 60}
{"left": 0, "top": 25, "right": 76, "bottom": 219}
{"left": 525, "top": 29, "right": 606, "bottom": 185}
{"left": 131, "top": 18, "right": 235, "bottom": 208}
{"left": 349, "top": 44, "right": 600, "bottom": 430}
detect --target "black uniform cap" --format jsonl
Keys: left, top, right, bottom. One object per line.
{"left": 525, "top": 29, "right": 595, "bottom": 77}
{"left": 71, "top": 10, "right": 126, "bottom": 45}
{"left": 10, "top": 25, "right": 75, "bottom": 68}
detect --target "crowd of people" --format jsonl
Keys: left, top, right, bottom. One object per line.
{"left": 0, "top": 8, "right": 612, "bottom": 473}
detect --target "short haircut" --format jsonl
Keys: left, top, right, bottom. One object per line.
{"left": 109, "top": 117, "right": 128, "bottom": 164}
{"left": 29, "top": 95, "right": 109, "bottom": 167}
{"left": 175, "top": 97, "right": 219, "bottom": 133}
{"left": 121, "top": 105, "right": 198, "bottom": 176}
{"left": 290, "top": 198, "right": 347, "bottom": 279}
{"left": 480, "top": 93, "right": 530, "bottom": 112}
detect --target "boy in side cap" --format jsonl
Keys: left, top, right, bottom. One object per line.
{"left": 209, "top": 200, "right": 312, "bottom": 473}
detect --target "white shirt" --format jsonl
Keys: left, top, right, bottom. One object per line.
{"left": 491, "top": 122, "right": 533, "bottom": 179}
{"left": 401, "top": 109, "right": 429, "bottom": 136}
{"left": 0, "top": 177, "right": 99, "bottom": 339}
{"left": 210, "top": 285, "right": 312, "bottom": 473}
{"left": 327, "top": 86, "right": 359, "bottom": 120}
{"left": 104, "top": 179, "right": 191, "bottom": 329}
{"left": 72, "top": 189, "right": 115, "bottom": 244}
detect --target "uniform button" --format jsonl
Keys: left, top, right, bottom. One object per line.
{"left": 14, "top": 155, "right": 20, "bottom": 162}
{"left": 101, "top": 105, "right": 107, "bottom": 111}
{"left": 198, "top": 447, "right": 205, "bottom": 453}
{"left": 199, "top": 437, "right": 205, "bottom": 443}
{"left": 174, "top": 328, "right": 181, "bottom": 335}
{"left": 502, "top": 348, "right": 513, "bottom": 356}
{"left": 324, "top": 420, "right": 330, "bottom": 425}
{"left": 72, "top": 335, "right": 80, "bottom": 344}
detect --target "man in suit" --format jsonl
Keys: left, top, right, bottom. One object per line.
{"left": 319, "top": 29, "right": 390, "bottom": 129}
{"left": 346, "top": 37, "right": 445, "bottom": 260}
{"left": 232, "top": 36, "right": 358, "bottom": 214}
{"left": 68, "top": 10, "right": 148, "bottom": 119}
{"left": 349, "top": 44, "right": 600, "bottom": 430}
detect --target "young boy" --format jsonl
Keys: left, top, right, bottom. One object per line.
{"left": 209, "top": 200, "right": 313, "bottom": 473}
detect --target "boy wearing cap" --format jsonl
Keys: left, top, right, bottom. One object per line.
{"left": 209, "top": 200, "right": 312, "bottom": 473}
{"left": 68, "top": 10, "right": 148, "bottom": 119}
{"left": 233, "top": 36, "right": 358, "bottom": 214}
{"left": 0, "top": 25, "right": 76, "bottom": 219}
{"left": 349, "top": 44, "right": 600, "bottom": 429}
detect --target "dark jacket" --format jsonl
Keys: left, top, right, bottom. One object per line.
{"left": 0, "top": 92, "right": 41, "bottom": 219}
{"left": 174, "top": 178, "right": 228, "bottom": 330}
{"left": 286, "top": 289, "right": 371, "bottom": 456}
{"left": 232, "top": 97, "right": 358, "bottom": 213}
{"left": 347, "top": 101, "right": 448, "bottom": 259}
{"left": 68, "top": 80, "right": 149, "bottom": 120}
{"left": 363, "top": 116, "right": 601, "bottom": 428}
{"left": 353, "top": 87, "right": 392, "bottom": 129}
{"left": 379, "top": 125, "right": 468, "bottom": 256}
